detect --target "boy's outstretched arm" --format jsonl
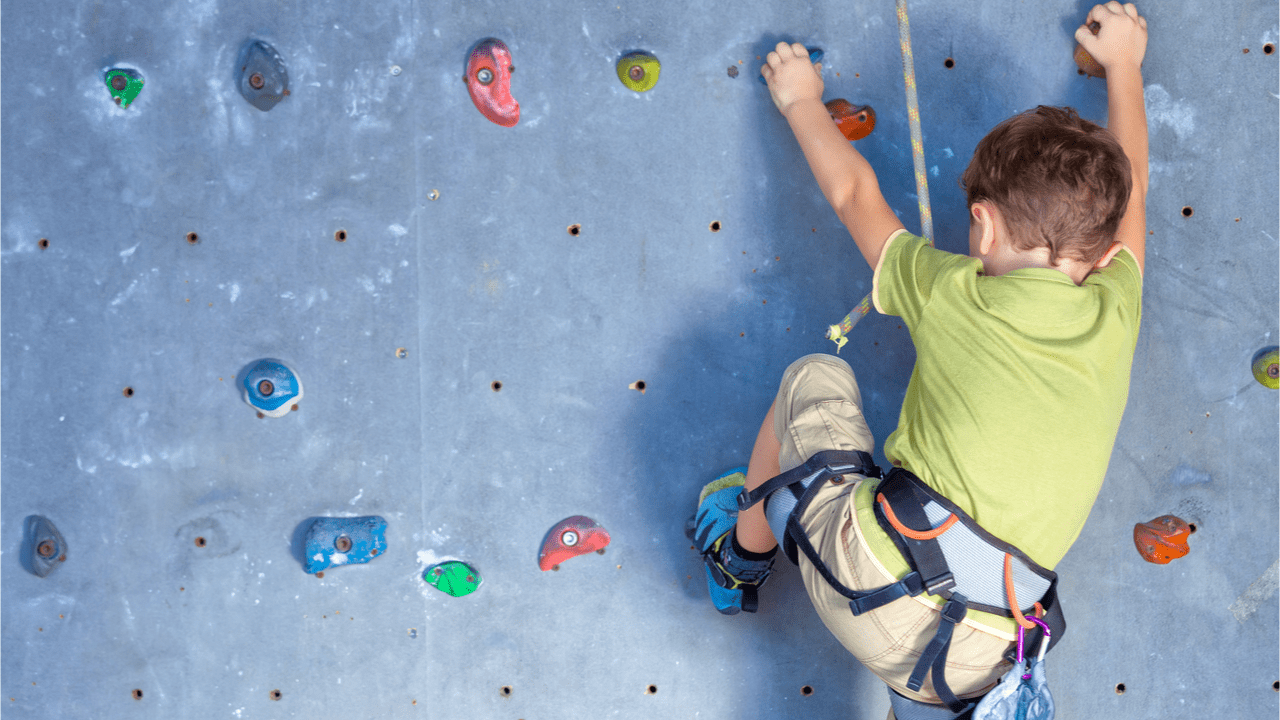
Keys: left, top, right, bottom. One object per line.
{"left": 762, "top": 42, "right": 904, "bottom": 270}
{"left": 1078, "top": 2, "right": 1149, "bottom": 272}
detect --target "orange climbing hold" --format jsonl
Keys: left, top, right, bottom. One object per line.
{"left": 1074, "top": 21, "right": 1106, "bottom": 78}
{"left": 825, "top": 99, "right": 876, "bottom": 141}
{"left": 1133, "top": 515, "right": 1193, "bottom": 564}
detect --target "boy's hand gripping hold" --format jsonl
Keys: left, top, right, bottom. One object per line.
{"left": 761, "top": 42, "right": 824, "bottom": 114}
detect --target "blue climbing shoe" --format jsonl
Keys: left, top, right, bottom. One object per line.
{"left": 686, "top": 468, "right": 775, "bottom": 615}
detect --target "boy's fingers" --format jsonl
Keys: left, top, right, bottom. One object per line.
{"left": 789, "top": 42, "right": 808, "bottom": 59}
{"left": 1122, "top": 2, "right": 1138, "bottom": 18}
{"left": 774, "top": 41, "right": 796, "bottom": 58}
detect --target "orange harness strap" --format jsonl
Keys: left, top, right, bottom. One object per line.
{"left": 1005, "top": 553, "right": 1045, "bottom": 630}
{"left": 877, "top": 493, "right": 958, "bottom": 540}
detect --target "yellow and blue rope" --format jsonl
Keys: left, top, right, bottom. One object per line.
{"left": 828, "top": 0, "right": 934, "bottom": 351}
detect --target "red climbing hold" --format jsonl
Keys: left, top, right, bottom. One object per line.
{"left": 1133, "top": 515, "right": 1193, "bottom": 564}
{"left": 538, "top": 515, "right": 610, "bottom": 571}
{"left": 466, "top": 38, "right": 519, "bottom": 127}
{"left": 825, "top": 99, "right": 876, "bottom": 142}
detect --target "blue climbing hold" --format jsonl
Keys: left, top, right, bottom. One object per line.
{"left": 302, "top": 516, "right": 387, "bottom": 574}
{"left": 759, "top": 47, "right": 823, "bottom": 84}
{"left": 23, "top": 515, "right": 67, "bottom": 578}
{"left": 241, "top": 358, "right": 303, "bottom": 418}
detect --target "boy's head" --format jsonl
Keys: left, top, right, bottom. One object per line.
{"left": 961, "top": 106, "right": 1131, "bottom": 267}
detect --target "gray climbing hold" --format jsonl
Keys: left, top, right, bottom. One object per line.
{"left": 22, "top": 515, "right": 67, "bottom": 578}
{"left": 237, "top": 40, "right": 289, "bottom": 111}
{"left": 302, "top": 516, "right": 387, "bottom": 574}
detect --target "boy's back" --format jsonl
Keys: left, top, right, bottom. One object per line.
{"left": 872, "top": 230, "right": 1143, "bottom": 570}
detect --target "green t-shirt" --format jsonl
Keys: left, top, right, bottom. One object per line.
{"left": 867, "top": 231, "right": 1143, "bottom": 571}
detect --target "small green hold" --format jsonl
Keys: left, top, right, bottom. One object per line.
{"left": 1251, "top": 347, "right": 1279, "bottom": 389}
{"left": 424, "top": 560, "right": 482, "bottom": 597}
{"left": 617, "top": 52, "right": 660, "bottom": 92}
{"left": 105, "top": 69, "right": 144, "bottom": 108}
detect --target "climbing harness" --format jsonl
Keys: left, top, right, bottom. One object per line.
{"left": 738, "top": 454, "right": 1066, "bottom": 716}
{"left": 828, "top": 0, "right": 935, "bottom": 352}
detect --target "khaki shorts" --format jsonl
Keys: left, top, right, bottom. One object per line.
{"left": 771, "top": 354, "right": 1014, "bottom": 705}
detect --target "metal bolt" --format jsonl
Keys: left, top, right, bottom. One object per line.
{"left": 1269, "top": 363, "right": 1278, "bottom": 380}
{"left": 111, "top": 75, "right": 128, "bottom": 91}
{"left": 249, "top": 73, "right": 265, "bottom": 90}
{"left": 390, "top": 65, "right": 402, "bottom": 76}
{"left": 629, "top": 65, "right": 645, "bottom": 82}
{"left": 37, "top": 540, "right": 55, "bottom": 558}
{"left": 476, "top": 68, "right": 494, "bottom": 85}
{"left": 334, "top": 535, "right": 352, "bottom": 552}
{"left": 258, "top": 380, "right": 274, "bottom": 396}
{"left": 561, "top": 530, "right": 579, "bottom": 547}
{"left": 427, "top": 189, "right": 439, "bottom": 201}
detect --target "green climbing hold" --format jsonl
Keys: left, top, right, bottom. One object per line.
{"left": 1251, "top": 347, "right": 1279, "bottom": 389}
{"left": 424, "top": 560, "right": 482, "bottom": 597}
{"left": 104, "top": 69, "right": 144, "bottom": 108}
{"left": 617, "top": 52, "right": 660, "bottom": 92}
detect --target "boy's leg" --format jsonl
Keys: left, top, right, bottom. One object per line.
{"left": 734, "top": 404, "right": 782, "bottom": 554}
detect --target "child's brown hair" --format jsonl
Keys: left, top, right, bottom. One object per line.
{"left": 960, "top": 106, "right": 1131, "bottom": 266}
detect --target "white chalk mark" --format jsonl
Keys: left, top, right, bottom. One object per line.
{"left": 1229, "top": 558, "right": 1279, "bottom": 623}
{"left": 349, "top": 488, "right": 363, "bottom": 505}
{"left": 1144, "top": 85, "right": 1195, "bottom": 142}
{"left": 110, "top": 279, "right": 139, "bottom": 306}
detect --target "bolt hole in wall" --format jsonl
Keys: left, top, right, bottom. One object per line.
{"left": 645, "top": 684, "right": 658, "bottom": 695}
{"left": 194, "top": 536, "right": 206, "bottom": 547}
{"left": 132, "top": 689, "right": 143, "bottom": 700}
{"left": 186, "top": 231, "right": 199, "bottom": 244}
{"left": 37, "top": 238, "right": 49, "bottom": 249}
{"left": 1115, "top": 683, "right": 1126, "bottom": 695}
{"left": 122, "top": 386, "right": 134, "bottom": 397}
{"left": 491, "top": 380, "right": 502, "bottom": 392}
{"left": 567, "top": 223, "right": 581, "bottom": 236}
{"left": 1181, "top": 206, "right": 1194, "bottom": 217}
{"left": 500, "top": 686, "right": 512, "bottom": 697}
{"left": 944, "top": 57, "right": 955, "bottom": 68}
{"left": 709, "top": 220, "right": 721, "bottom": 232}
{"left": 1273, "top": 680, "right": 1279, "bottom": 691}
{"left": 801, "top": 685, "right": 815, "bottom": 697}
{"left": 334, "top": 229, "right": 347, "bottom": 242}
{"left": 1265, "top": 42, "right": 1275, "bottom": 55}
{"left": 269, "top": 690, "right": 282, "bottom": 701}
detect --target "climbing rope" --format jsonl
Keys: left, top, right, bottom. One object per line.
{"left": 827, "top": 0, "right": 934, "bottom": 351}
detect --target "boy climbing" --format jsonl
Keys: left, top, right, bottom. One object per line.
{"left": 689, "top": 3, "right": 1148, "bottom": 718}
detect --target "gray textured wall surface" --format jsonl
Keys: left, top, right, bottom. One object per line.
{"left": 2, "top": 0, "right": 1277, "bottom": 718}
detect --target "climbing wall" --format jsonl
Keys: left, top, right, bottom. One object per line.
{"left": 2, "top": 0, "right": 1276, "bottom": 718}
